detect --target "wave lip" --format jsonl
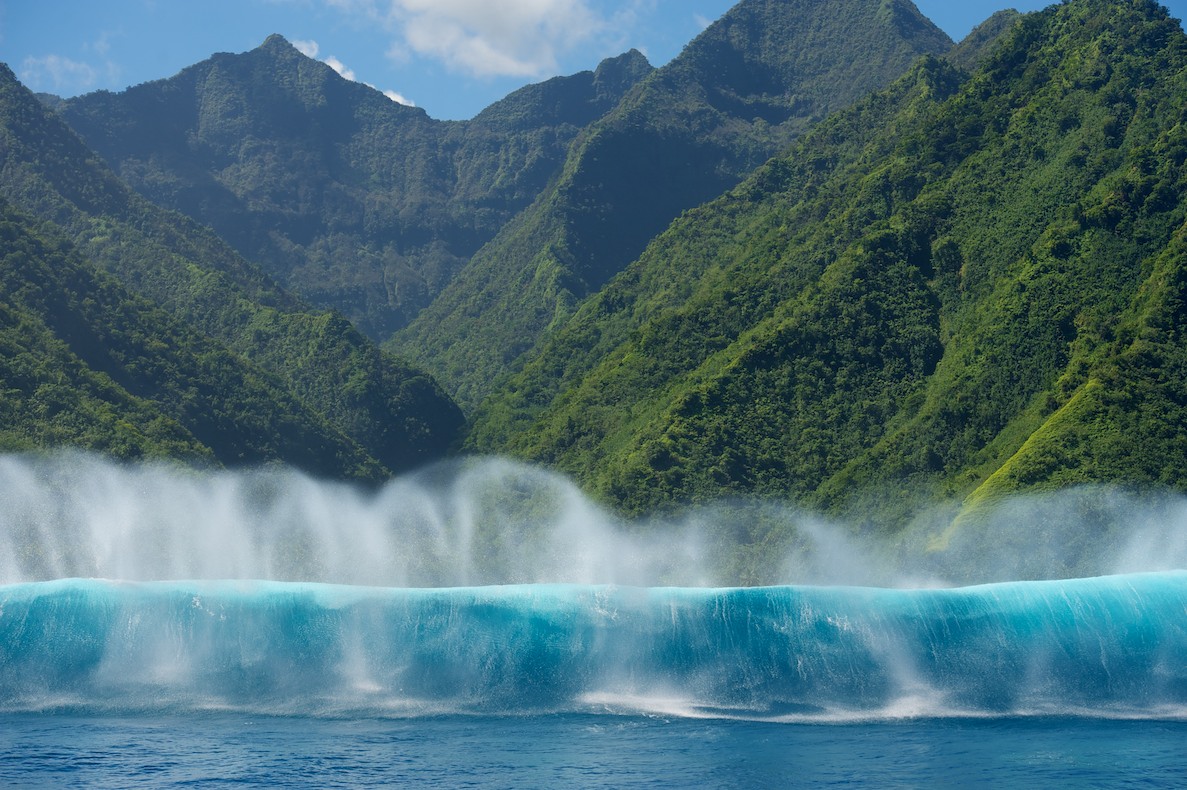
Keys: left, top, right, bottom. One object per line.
{"left": 2, "top": 573, "right": 1186, "bottom": 720}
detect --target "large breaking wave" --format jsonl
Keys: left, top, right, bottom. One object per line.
{"left": 3, "top": 575, "right": 1185, "bottom": 719}
{"left": 1, "top": 452, "right": 1186, "bottom": 720}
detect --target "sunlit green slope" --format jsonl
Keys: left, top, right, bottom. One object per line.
{"left": 473, "top": 0, "right": 1187, "bottom": 527}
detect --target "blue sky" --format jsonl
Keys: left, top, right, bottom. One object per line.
{"left": 4, "top": 1, "right": 1186, "bottom": 120}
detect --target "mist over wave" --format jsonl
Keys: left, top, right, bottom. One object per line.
{"left": 1, "top": 451, "right": 1185, "bottom": 587}
{"left": 0, "top": 452, "right": 709, "bottom": 587}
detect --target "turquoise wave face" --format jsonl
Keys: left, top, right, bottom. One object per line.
{"left": 2, "top": 574, "right": 1186, "bottom": 720}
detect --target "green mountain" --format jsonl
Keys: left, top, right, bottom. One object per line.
{"left": 0, "top": 64, "right": 462, "bottom": 476}
{"left": 471, "top": 0, "right": 1187, "bottom": 533}
{"left": 0, "top": 197, "right": 377, "bottom": 472}
{"left": 387, "top": 0, "right": 954, "bottom": 408}
{"left": 57, "top": 37, "right": 652, "bottom": 340}
{"left": 946, "top": 10, "right": 1025, "bottom": 71}
{"left": 0, "top": 197, "right": 206, "bottom": 462}
{"left": 6, "top": 0, "right": 1186, "bottom": 548}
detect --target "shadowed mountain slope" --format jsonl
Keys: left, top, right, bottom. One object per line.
{"left": 58, "top": 37, "right": 653, "bottom": 340}
{"left": 0, "top": 64, "right": 462, "bottom": 476}
{"left": 387, "top": 0, "right": 954, "bottom": 408}
{"left": 0, "top": 197, "right": 381, "bottom": 473}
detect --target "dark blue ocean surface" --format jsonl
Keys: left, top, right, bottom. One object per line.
{"left": 2, "top": 714, "right": 1186, "bottom": 788}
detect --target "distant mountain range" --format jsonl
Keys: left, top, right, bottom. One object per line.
{"left": 57, "top": 37, "right": 654, "bottom": 343}
{"left": 3, "top": 0, "right": 1186, "bottom": 538}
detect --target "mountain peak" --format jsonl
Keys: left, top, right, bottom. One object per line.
{"left": 593, "top": 49, "right": 653, "bottom": 100}
{"left": 254, "top": 34, "right": 318, "bottom": 68}
{"left": 877, "top": 0, "right": 954, "bottom": 47}
{"left": 260, "top": 33, "right": 297, "bottom": 53}
{"left": 947, "top": 9, "right": 1024, "bottom": 70}
{"left": 666, "top": 0, "right": 953, "bottom": 127}
{"left": 595, "top": 49, "right": 651, "bottom": 75}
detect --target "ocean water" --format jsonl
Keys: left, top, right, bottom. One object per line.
{"left": 3, "top": 713, "right": 1187, "bottom": 788}
{"left": 2, "top": 575, "right": 1187, "bottom": 786}
{"left": 4, "top": 455, "right": 1187, "bottom": 786}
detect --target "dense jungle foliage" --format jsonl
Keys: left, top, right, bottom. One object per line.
{"left": 0, "top": 198, "right": 386, "bottom": 473}
{"left": 0, "top": 65, "right": 462, "bottom": 476}
{"left": 470, "top": 0, "right": 1187, "bottom": 531}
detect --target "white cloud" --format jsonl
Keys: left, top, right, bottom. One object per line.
{"left": 19, "top": 54, "right": 99, "bottom": 95}
{"left": 323, "top": 55, "right": 358, "bottom": 81}
{"left": 292, "top": 38, "right": 320, "bottom": 58}
{"left": 323, "top": 0, "right": 605, "bottom": 78}
{"left": 295, "top": 43, "right": 415, "bottom": 107}
{"left": 87, "top": 31, "right": 117, "bottom": 57}
{"left": 404, "top": 0, "right": 602, "bottom": 76}
{"left": 382, "top": 88, "right": 414, "bottom": 106}
{"left": 693, "top": 13, "right": 713, "bottom": 30}
{"left": 307, "top": 0, "right": 627, "bottom": 98}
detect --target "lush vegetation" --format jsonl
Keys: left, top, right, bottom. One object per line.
{"left": 0, "top": 201, "right": 206, "bottom": 460}
{"left": 0, "top": 64, "right": 462, "bottom": 477}
{"left": 0, "top": 198, "right": 391, "bottom": 472}
{"left": 387, "top": 0, "right": 955, "bottom": 408}
{"left": 5, "top": 0, "right": 1187, "bottom": 551}
{"left": 471, "top": 0, "right": 1187, "bottom": 534}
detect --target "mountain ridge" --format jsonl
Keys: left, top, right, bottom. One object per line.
{"left": 387, "top": 0, "right": 955, "bottom": 408}
{"left": 58, "top": 36, "right": 654, "bottom": 340}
